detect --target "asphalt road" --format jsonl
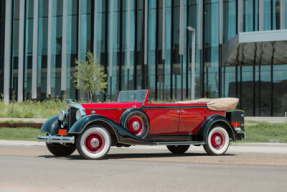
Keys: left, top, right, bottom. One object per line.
{"left": 0, "top": 142, "right": 287, "bottom": 192}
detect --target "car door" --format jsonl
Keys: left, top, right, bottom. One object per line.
{"left": 178, "top": 104, "right": 206, "bottom": 134}
{"left": 144, "top": 103, "right": 180, "bottom": 135}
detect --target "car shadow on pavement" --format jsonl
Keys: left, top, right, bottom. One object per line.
{"left": 38, "top": 152, "right": 235, "bottom": 160}
{"left": 105, "top": 152, "right": 235, "bottom": 160}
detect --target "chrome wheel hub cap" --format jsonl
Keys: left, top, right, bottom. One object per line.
{"left": 90, "top": 138, "right": 100, "bottom": 148}
{"left": 133, "top": 121, "right": 140, "bottom": 131}
{"left": 215, "top": 136, "right": 221, "bottom": 145}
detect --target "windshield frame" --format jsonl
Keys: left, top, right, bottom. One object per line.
{"left": 117, "top": 89, "right": 150, "bottom": 103}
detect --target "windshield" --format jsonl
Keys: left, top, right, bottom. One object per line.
{"left": 117, "top": 90, "right": 149, "bottom": 103}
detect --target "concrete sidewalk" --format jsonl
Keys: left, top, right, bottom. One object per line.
{"left": 0, "top": 118, "right": 47, "bottom": 123}
{"left": 1, "top": 140, "right": 287, "bottom": 154}
{"left": 245, "top": 116, "right": 286, "bottom": 123}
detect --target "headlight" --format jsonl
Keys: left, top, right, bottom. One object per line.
{"left": 76, "top": 110, "right": 86, "bottom": 120}
{"left": 58, "top": 110, "right": 68, "bottom": 121}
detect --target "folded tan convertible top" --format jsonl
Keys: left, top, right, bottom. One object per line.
{"left": 176, "top": 98, "right": 239, "bottom": 111}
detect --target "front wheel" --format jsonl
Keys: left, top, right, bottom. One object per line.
{"left": 76, "top": 126, "right": 111, "bottom": 160}
{"left": 203, "top": 125, "right": 230, "bottom": 155}
{"left": 46, "top": 143, "right": 76, "bottom": 157}
{"left": 167, "top": 145, "right": 190, "bottom": 154}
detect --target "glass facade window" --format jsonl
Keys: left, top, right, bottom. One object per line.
{"left": 273, "top": 65, "right": 287, "bottom": 116}
{"left": 24, "top": 0, "right": 34, "bottom": 100}
{"left": 243, "top": 0, "right": 255, "bottom": 32}
{"left": 51, "top": 0, "right": 63, "bottom": 98}
{"left": 37, "top": 0, "right": 49, "bottom": 100}
{"left": 204, "top": 1, "right": 219, "bottom": 98}
{"left": 0, "top": 0, "right": 5, "bottom": 96}
{"left": 66, "top": 0, "right": 77, "bottom": 100}
{"left": 11, "top": 0, "right": 20, "bottom": 100}
{"left": 1, "top": 0, "right": 287, "bottom": 116}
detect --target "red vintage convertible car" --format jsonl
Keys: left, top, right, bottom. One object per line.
{"left": 38, "top": 89, "right": 245, "bottom": 160}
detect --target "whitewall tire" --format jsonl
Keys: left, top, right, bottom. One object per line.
{"left": 76, "top": 126, "right": 111, "bottom": 160}
{"left": 203, "top": 125, "right": 229, "bottom": 155}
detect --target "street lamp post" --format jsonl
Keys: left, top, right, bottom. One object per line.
{"left": 187, "top": 26, "right": 196, "bottom": 100}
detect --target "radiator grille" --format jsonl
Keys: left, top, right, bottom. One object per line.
{"left": 68, "top": 107, "right": 78, "bottom": 130}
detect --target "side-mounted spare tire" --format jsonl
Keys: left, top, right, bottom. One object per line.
{"left": 120, "top": 109, "right": 150, "bottom": 139}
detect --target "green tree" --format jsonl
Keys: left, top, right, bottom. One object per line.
{"left": 73, "top": 52, "right": 108, "bottom": 103}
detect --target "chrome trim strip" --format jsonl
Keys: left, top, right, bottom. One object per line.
{"left": 143, "top": 105, "right": 207, "bottom": 109}
{"left": 155, "top": 141, "right": 205, "bottom": 145}
{"left": 38, "top": 135, "right": 75, "bottom": 144}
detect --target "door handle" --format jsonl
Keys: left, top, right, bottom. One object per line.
{"left": 177, "top": 110, "right": 180, "bottom": 113}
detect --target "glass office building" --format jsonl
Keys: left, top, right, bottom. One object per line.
{"left": 1, "top": 0, "right": 287, "bottom": 116}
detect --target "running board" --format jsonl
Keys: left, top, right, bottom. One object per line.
{"left": 154, "top": 141, "right": 205, "bottom": 145}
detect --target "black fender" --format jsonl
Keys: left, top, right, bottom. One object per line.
{"left": 197, "top": 114, "right": 241, "bottom": 142}
{"left": 40, "top": 116, "right": 60, "bottom": 135}
{"left": 119, "top": 108, "right": 150, "bottom": 138}
{"left": 67, "top": 114, "right": 154, "bottom": 146}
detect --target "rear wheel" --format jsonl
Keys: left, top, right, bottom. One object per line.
{"left": 76, "top": 126, "right": 111, "bottom": 160}
{"left": 203, "top": 125, "right": 230, "bottom": 155}
{"left": 46, "top": 143, "right": 76, "bottom": 157}
{"left": 167, "top": 145, "right": 190, "bottom": 154}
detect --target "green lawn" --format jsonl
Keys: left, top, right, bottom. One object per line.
{"left": 0, "top": 127, "right": 46, "bottom": 141}
{"left": 0, "top": 120, "right": 287, "bottom": 143}
{"left": 241, "top": 120, "right": 287, "bottom": 143}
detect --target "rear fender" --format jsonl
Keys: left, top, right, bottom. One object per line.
{"left": 197, "top": 114, "right": 240, "bottom": 142}
{"left": 68, "top": 115, "right": 153, "bottom": 145}
{"left": 41, "top": 116, "right": 60, "bottom": 135}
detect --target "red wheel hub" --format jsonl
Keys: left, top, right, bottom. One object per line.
{"left": 128, "top": 116, "right": 144, "bottom": 136}
{"left": 85, "top": 133, "right": 105, "bottom": 154}
{"left": 211, "top": 132, "right": 225, "bottom": 149}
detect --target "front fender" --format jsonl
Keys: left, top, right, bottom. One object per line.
{"left": 68, "top": 115, "right": 154, "bottom": 145}
{"left": 41, "top": 116, "right": 60, "bottom": 135}
{"left": 197, "top": 114, "right": 239, "bottom": 142}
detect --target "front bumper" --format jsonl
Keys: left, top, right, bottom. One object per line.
{"left": 38, "top": 135, "right": 75, "bottom": 144}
